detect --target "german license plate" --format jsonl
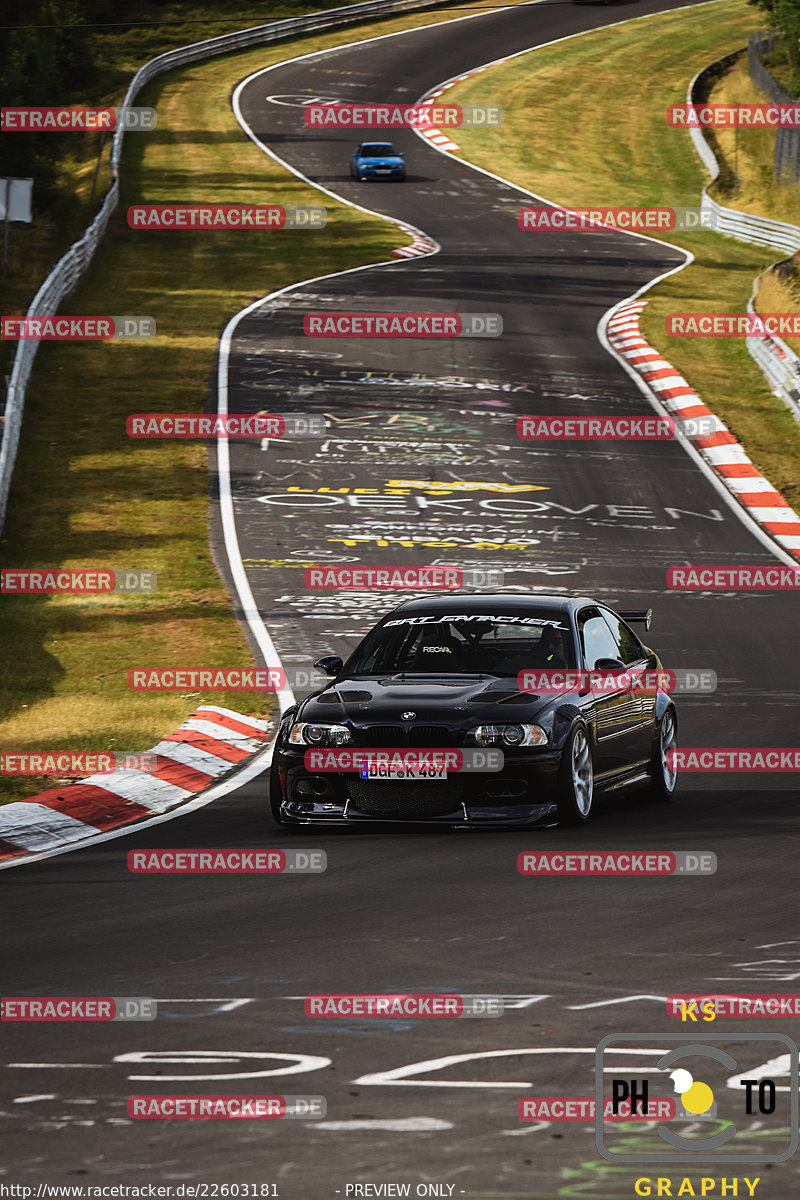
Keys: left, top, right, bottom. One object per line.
{"left": 363, "top": 765, "right": 447, "bottom": 780}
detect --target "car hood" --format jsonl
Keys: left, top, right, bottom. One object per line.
{"left": 297, "top": 675, "right": 555, "bottom": 725}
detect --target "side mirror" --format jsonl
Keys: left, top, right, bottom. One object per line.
{"left": 398, "top": 151, "right": 405, "bottom": 156}
{"left": 314, "top": 655, "right": 343, "bottom": 678}
{"left": 594, "top": 658, "right": 626, "bottom": 671}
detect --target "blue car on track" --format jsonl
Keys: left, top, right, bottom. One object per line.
{"left": 349, "top": 142, "right": 406, "bottom": 181}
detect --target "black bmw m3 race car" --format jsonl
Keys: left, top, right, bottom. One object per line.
{"left": 270, "top": 593, "right": 678, "bottom": 827}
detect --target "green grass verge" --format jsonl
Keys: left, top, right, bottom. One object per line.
{"left": 442, "top": 0, "right": 800, "bottom": 510}
{"left": 0, "top": 0, "right": 529, "bottom": 803}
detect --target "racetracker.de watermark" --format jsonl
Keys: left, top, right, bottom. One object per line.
{"left": 304, "top": 994, "right": 503, "bottom": 1017}
{"left": 303, "top": 748, "right": 504, "bottom": 774}
{"left": 667, "top": 566, "right": 800, "bottom": 590}
{"left": 517, "top": 669, "right": 717, "bottom": 695}
{"left": 303, "top": 313, "right": 502, "bottom": 337}
{"left": 667, "top": 103, "right": 800, "bottom": 127}
{"left": 518, "top": 852, "right": 717, "bottom": 875}
{"left": 667, "top": 313, "right": 800, "bottom": 337}
{"left": 127, "top": 668, "right": 286, "bottom": 690}
{"left": 127, "top": 850, "right": 325, "bottom": 873}
{"left": 304, "top": 566, "right": 502, "bottom": 590}
{"left": 1, "top": 997, "right": 155, "bottom": 1021}
{"left": 127, "top": 205, "right": 326, "bottom": 229}
{"left": 518, "top": 669, "right": 674, "bottom": 694}
{"left": 1, "top": 751, "right": 156, "bottom": 775}
{"left": 668, "top": 995, "right": 800, "bottom": 1019}
{"left": 519, "top": 1097, "right": 677, "bottom": 1120}
{"left": 304, "top": 103, "right": 503, "bottom": 127}
{"left": 1, "top": 569, "right": 156, "bottom": 593}
{"left": 1, "top": 317, "right": 155, "bottom": 340}
{"left": 126, "top": 414, "right": 324, "bottom": 438}
{"left": 128, "top": 1095, "right": 326, "bottom": 1119}
{"left": 667, "top": 749, "right": 800, "bottom": 772}
{"left": 517, "top": 206, "right": 715, "bottom": 232}
{"left": 517, "top": 415, "right": 717, "bottom": 439}
{"left": 1, "top": 106, "right": 156, "bottom": 130}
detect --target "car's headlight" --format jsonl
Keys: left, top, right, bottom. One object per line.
{"left": 465, "top": 723, "right": 548, "bottom": 748}
{"left": 288, "top": 722, "right": 352, "bottom": 747}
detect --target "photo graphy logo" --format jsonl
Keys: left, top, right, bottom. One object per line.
{"left": 596, "top": 1033, "right": 799, "bottom": 1163}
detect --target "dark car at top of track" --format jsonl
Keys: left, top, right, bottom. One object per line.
{"left": 270, "top": 593, "right": 678, "bottom": 828}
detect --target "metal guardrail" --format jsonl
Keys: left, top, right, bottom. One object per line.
{"left": 748, "top": 30, "right": 800, "bottom": 182}
{"left": 686, "top": 60, "right": 800, "bottom": 420}
{"left": 0, "top": 0, "right": 456, "bottom": 532}
{"left": 746, "top": 290, "right": 800, "bottom": 423}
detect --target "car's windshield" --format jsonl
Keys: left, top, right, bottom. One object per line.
{"left": 343, "top": 612, "right": 576, "bottom": 676}
{"left": 359, "top": 144, "right": 397, "bottom": 156}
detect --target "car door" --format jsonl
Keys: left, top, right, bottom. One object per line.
{"left": 599, "top": 606, "right": 656, "bottom": 743}
{"left": 577, "top": 607, "right": 649, "bottom": 780}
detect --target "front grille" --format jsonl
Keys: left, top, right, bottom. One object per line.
{"left": 346, "top": 778, "right": 464, "bottom": 818}
{"left": 408, "top": 725, "right": 454, "bottom": 747}
{"left": 360, "top": 726, "right": 405, "bottom": 747}
{"left": 357, "top": 725, "right": 459, "bottom": 748}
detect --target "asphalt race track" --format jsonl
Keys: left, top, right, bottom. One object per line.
{"left": 4, "top": 1, "right": 800, "bottom": 1196}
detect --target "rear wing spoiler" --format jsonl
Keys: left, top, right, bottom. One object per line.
{"left": 618, "top": 608, "right": 652, "bottom": 632}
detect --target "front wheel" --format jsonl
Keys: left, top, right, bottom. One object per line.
{"left": 557, "top": 724, "right": 594, "bottom": 824}
{"left": 646, "top": 707, "right": 678, "bottom": 801}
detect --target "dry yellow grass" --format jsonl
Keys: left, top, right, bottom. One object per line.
{"left": 755, "top": 254, "right": 800, "bottom": 354}
{"left": 707, "top": 55, "right": 800, "bottom": 223}
{"left": 444, "top": 0, "right": 800, "bottom": 511}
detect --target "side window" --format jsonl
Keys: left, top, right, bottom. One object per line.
{"left": 578, "top": 608, "right": 622, "bottom": 668}
{"left": 600, "top": 610, "right": 645, "bottom": 666}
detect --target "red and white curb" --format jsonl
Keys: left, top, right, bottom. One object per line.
{"left": 607, "top": 301, "right": 800, "bottom": 559}
{"left": 415, "top": 85, "right": 461, "bottom": 152}
{"left": 414, "top": 56, "right": 517, "bottom": 154}
{"left": 392, "top": 220, "right": 437, "bottom": 258}
{"left": 0, "top": 706, "right": 272, "bottom": 864}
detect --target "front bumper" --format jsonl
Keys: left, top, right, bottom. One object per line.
{"left": 273, "top": 748, "right": 561, "bottom": 827}
{"left": 358, "top": 166, "right": 405, "bottom": 179}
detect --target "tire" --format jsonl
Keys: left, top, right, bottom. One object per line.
{"left": 556, "top": 723, "right": 594, "bottom": 824}
{"left": 645, "top": 706, "right": 678, "bottom": 801}
{"left": 270, "top": 755, "right": 288, "bottom": 826}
